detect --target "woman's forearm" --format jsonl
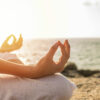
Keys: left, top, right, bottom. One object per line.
{"left": 0, "top": 40, "right": 70, "bottom": 79}
{"left": 0, "top": 58, "right": 37, "bottom": 78}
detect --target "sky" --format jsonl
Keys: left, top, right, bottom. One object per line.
{"left": 68, "top": 0, "right": 100, "bottom": 38}
{"left": 0, "top": 0, "right": 100, "bottom": 40}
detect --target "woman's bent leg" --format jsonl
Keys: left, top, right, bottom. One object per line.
{"left": 0, "top": 73, "right": 76, "bottom": 100}
{"left": 0, "top": 53, "right": 76, "bottom": 100}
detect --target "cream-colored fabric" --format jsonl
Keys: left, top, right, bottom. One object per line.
{"left": 0, "top": 52, "right": 18, "bottom": 60}
{"left": 0, "top": 53, "right": 76, "bottom": 100}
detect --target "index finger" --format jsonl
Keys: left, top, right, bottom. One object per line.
{"left": 57, "top": 41, "right": 68, "bottom": 67}
{"left": 46, "top": 42, "right": 59, "bottom": 59}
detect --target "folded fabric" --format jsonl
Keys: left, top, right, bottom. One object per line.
{"left": 0, "top": 52, "right": 18, "bottom": 60}
{"left": 0, "top": 53, "right": 76, "bottom": 100}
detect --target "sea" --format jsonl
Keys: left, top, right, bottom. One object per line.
{"left": 14, "top": 38, "right": 100, "bottom": 70}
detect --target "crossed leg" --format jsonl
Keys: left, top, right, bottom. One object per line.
{"left": 0, "top": 53, "right": 76, "bottom": 100}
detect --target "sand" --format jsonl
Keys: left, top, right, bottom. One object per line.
{"left": 69, "top": 78, "right": 100, "bottom": 100}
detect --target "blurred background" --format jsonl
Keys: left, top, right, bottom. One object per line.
{"left": 0, "top": 0, "right": 100, "bottom": 69}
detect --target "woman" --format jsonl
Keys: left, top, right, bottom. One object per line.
{"left": 0, "top": 35, "right": 76, "bottom": 100}
{"left": 0, "top": 34, "right": 70, "bottom": 78}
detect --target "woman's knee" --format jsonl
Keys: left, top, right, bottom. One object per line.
{"left": 38, "top": 73, "right": 76, "bottom": 100}
{"left": 54, "top": 73, "right": 76, "bottom": 99}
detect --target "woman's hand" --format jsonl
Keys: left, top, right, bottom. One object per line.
{"left": 0, "top": 34, "right": 23, "bottom": 52}
{"left": 34, "top": 40, "right": 70, "bottom": 78}
{"left": 0, "top": 40, "right": 70, "bottom": 78}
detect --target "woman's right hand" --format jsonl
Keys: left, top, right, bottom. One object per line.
{"left": 33, "top": 40, "right": 70, "bottom": 78}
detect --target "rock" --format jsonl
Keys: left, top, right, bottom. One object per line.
{"left": 61, "top": 62, "right": 100, "bottom": 78}
{"left": 91, "top": 73, "right": 100, "bottom": 78}
{"left": 61, "top": 62, "right": 81, "bottom": 78}
{"left": 64, "top": 62, "right": 77, "bottom": 71}
{"left": 78, "top": 70, "right": 100, "bottom": 77}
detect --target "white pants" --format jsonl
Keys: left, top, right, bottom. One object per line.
{"left": 0, "top": 53, "right": 76, "bottom": 100}
{"left": 0, "top": 74, "right": 76, "bottom": 100}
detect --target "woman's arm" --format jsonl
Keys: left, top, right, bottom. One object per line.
{"left": 0, "top": 40, "right": 70, "bottom": 78}
{"left": 0, "top": 58, "right": 35, "bottom": 78}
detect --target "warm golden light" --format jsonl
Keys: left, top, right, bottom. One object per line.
{"left": 0, "top": 0, "right": 68, "bottom": 40}
{"left": 0, "top": 34, "right": 23, "bottom": 52}
{"left": 0, "top": 0, "right": 100, "bottom": 42}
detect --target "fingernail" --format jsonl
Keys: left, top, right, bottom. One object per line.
{"left": 65, "top": 40, "right": 68, "bottom": 42}
{"left": 57, "top": 41, "right": 61, "bottom": 44}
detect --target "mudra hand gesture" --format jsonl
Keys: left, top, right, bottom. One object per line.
{"left": 33, "top": 40, "right": 70, "bottom": 78}
{"left": 0, "top": 34, "right": 23, "bottom": 52}
{"left": 0, "top": 39, "right": 70, "bottom": 79}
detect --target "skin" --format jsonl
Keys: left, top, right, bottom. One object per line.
{"left": 0, "top": 34, "right": 23, "bottom": 52}
{"left": 1, "top": 34, "right": 16, "bottom": 48}
{"left": 0, "top": 40, "right": 70, "bottom": 78}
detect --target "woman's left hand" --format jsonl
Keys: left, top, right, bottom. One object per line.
{"left": 34, "top": 40, "right": 70, "bottom": 78}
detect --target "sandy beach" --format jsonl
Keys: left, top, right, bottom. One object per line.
{"left": 62, "top": 62, "right": 100, "bottom": 100}
{"left": 69, "top": 78, "right": 100, "bottom": 100}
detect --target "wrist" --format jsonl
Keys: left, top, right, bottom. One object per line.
{"left": 24, "top": 65, "right": 35, "bottom": 78}
{"left": 25, "top": 65, "right": 41, "bottom": 79}
{"left": 33, "top": 65, "right": 53, "bottom": 78}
